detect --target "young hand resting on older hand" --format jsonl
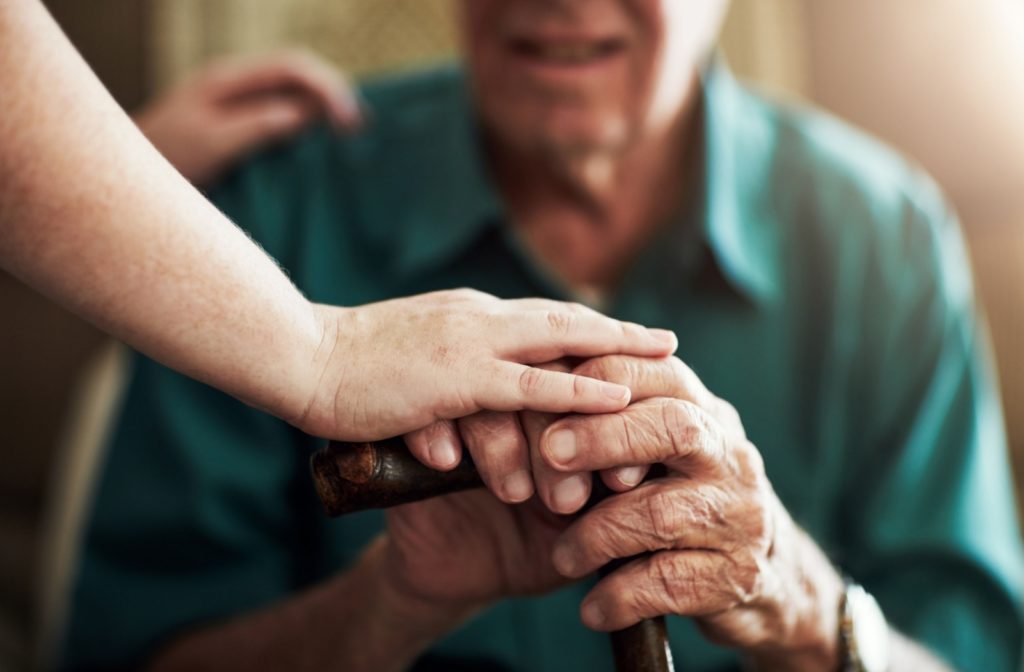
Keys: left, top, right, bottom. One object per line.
{"left": 0, "top": 2, "right": 675, "bottom": 457}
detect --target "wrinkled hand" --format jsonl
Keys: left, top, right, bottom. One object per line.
{"left": 295, "top": 290, "right": 677, "bottom": 443}
{"left": 403, "top": 359, "right": 652, "bottom": 507}
{"left": 375, "top": 404, "right": 587, "bottom": 634}
{"left": 134, "top": 50, "right": 360, "bottom": 186}
{"left": 381, "top": 488, "right": 570, "bottom": 611}
{"left": 537, "top": 355, "right": 844, "bottom": 670}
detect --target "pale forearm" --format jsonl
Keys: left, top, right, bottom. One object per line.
{"left": 0, "top": 0, "right": 321, "bottom": 422}
{"left": 148, "top": 537, "right": 476, "bottom": 672}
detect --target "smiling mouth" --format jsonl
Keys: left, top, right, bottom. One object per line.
{"left": 509, "top": 37, "right": 627, "bottom": 67}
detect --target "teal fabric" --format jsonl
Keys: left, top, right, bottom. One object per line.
{"left": 62, "top": 63, "right": 1024, "bottom": 671}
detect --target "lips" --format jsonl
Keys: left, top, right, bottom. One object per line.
{"left": 509, "top": 37, "right": 627, "bottom": 67}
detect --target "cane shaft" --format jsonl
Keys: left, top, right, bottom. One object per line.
{"left": 311, "top": 440, "right": 674, "bottom": 672}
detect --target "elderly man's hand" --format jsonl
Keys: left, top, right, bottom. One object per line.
{"left": 540, "top": 355, "right": 845, "bottom": 671}
{"left": 135, "top": 50, "right": 361, "bottom": 187}
{"left": 296, "top": 291, "right": 677, "bottom": 443}
{"left": 380, "top": 488, "right": 571, "bottom": 613}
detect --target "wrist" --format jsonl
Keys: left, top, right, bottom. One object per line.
{"left": 747, "top": 521, "right": 844, "bottom": 672}
{"left": 351, "top": 536, "right": 481, "bottom": 670}
{"left": 288, "top": 302, "right": 350, "bottom": 437}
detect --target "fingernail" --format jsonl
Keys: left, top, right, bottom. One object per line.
{"left": 428, "top": 436, "right": 458, "bottom": 469}
{"left": 616, "top": 466, "right": 645, "bottom": 487}
{"left": 503, "top": 470, "right": 533, "bottom": 502}
{"left": 651, "top": 329, "right": 678, "bottom": 346}
{"left": 552, "top": 475, "right": 587, "bottom": 513}
{"left": 552, "top": 543, "right": 577, "bottom": 576}
{"left": 547, "top": 429, "right": 577, "bottom": 465}
{"left": 601, "top": 382, "right": 630, "bottom": 402}
{"left": 582, "top": 600, "right": 606, "bottom": 628}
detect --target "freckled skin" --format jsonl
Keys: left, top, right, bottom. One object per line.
{"left": 0, "top": 2, "right": 675, "bottom": 450}
{"left": 107, "top": 0, "right": 951, "bottom": 668}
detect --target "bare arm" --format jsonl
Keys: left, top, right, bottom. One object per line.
{"left": 147, "top": 538, "right": 475, "bottom": 672}
{"left": 143, "top": 488, "right": 952, "bottom": 672}
{"left": 0, "top": 0, "right": 325, "bottom": 422}
{"left": 0, "top": 1, "right": 678, "bottom": 445}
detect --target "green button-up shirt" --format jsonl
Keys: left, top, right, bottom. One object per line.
{"left": 63, "top": 62, "right": 1024, "bottom": 671}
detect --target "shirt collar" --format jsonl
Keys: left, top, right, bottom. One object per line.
{"left": 388, "top": 69, "right": 504, "bottom": 277}
{"left": 391, "top": 61, "right": 782, "bottom": 306}
{"left": 697, "top": 57, "right": 782, "bottom": 305}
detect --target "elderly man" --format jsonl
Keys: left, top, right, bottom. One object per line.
{"left": 62, "top": 1, "right": 1023, "bottom": 671}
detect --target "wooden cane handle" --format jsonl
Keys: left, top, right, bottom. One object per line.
{"left": 310, "top": 440, "right": 675, "bottom": 672}
{"left": 311, "top": 438, "right": 482, "bottom": 516}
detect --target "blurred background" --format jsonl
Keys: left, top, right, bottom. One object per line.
{"left": 2, "top": 0, "right": 1023, "bottom": 667}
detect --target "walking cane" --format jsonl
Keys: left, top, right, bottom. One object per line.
{"left": 310, "top": 438, "right": 676, "bottom": 672}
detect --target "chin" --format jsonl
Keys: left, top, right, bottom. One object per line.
{"left": 504, "top": 108, "right": 633, "bottom": 158}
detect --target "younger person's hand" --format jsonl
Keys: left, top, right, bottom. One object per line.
{"left": 293, "top": 289, "right": 677, "bottom": 445}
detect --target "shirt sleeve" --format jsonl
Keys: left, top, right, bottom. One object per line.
{"left": 843, "top": 181, "right": 1024, "bottom": 671}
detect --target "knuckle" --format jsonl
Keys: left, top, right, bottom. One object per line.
{"left": 668, "top": 356, "right": 696, "bottom": 387}
{"left": 616, "top": 319, "right": 634, "bottom": 341}
{"left": 645, "top": 490, "right": 684, "bottom": 547}
{"left": 659, "top": 400, "right": 735, "bottom": 468}
{"left": 517, "top": 367, "right": 548, "bottom": 397}
{"left": 734, "top": 440, "right": 766, "bottom": 481}
{"left": 450, "top": 287, "right": 486, "bottom": 302}
{"left": 726, "top": 489, "right": 772, "bottom": 558}
{"left": 725, "top": 551, "right": 764, "bottom": 606}
{"left": 650, "top": 553, "right": 697, "bottom": 612}
{"left": 667, "top": 358, "right": 715, "bottom": 410}
{"left": 463, "top": 412, "right": 513, "bottom": 442}
{"left": 617, "top": 411, "right": 646, "bottom": 457}
{"left": 660, "top": 401, "right": 705, "bottom": 457}
{"left": 587, "top": 514, "right": 630, "bottom": 563}
{"left": 713, "top": 396, "right": 744, "bottom": 435}
{"left": 545, "top": 310, "right": 576, "bottom": 336}
{"left": 689, "top": 490, "right": 729, "bottom": 546}
{"left": 751, "top": 504, "right": 774, "bottom": 557}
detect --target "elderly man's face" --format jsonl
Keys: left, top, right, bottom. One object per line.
{"left": 460, "top": 0, "right": 728, "bottom": 159}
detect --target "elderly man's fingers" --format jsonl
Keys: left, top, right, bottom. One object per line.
{"left": 540, "top": 398, "right": 728, "bottom": 473}
{"left": 477, "top": 362, "right": 633, "bottom": 414}
{"left": 458, "top": 412, "right": 533, "bottom": 503}
{"left": 403, "top": 419, "right": 463, "bottom": 471}
{"left": 572, "top": 355, "right": 704, "bottom": 404}
{"left": 216, "top": 98, "right": 318, "bottom": 155}
{"left": 573, "top": 356, "right": 745, "bottom": 436}
{"left": 206, "top": 50, "right": 361, "bottom": 127}
{"left": 552, "top": 480, "right": 742, "bottom": 579}
{"left": 521, "top": 410, "right": 592, "bottom": 514}
{"left": 579, "top": 551, "right": 739, "bottom": 631}
{"left": 599, "top": 464, "right": 650, "bottom": 493}
{"left": 494, "top": 308, "right": 677, "bottom": 363}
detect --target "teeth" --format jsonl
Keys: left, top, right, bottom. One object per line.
{"left": 537, "top": 43, "right": 604, "bottom": 63}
